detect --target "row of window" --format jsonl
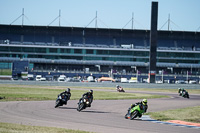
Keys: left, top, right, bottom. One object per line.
{"left": 1, "top": 53, "right": 200, "bottom": 64}
{"left": 1, "top": 46, "right": 200, "bottom": 58}
{"left": 0, "top": 54, "right": 147, "bottom": 62}
{"left": 0, "top": 62, "right": 11, "bottom": 69}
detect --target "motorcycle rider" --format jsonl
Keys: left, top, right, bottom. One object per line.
{"left": 80, "top": 90, "right": 93, "bottom": 107}
{"left": 178, "top": 88, "right": 189, "bottom": 98}
{"left": 127, "top": 99, "right": 148, "bottom": 118}
{"left": 178, "top": 88, "right": 186, "bottom": 96}
{"left": 59, "top": 88, "right": 71, "bottom": 104}
{"left": 116, "top": 85, "right": 123, "bottom": 92}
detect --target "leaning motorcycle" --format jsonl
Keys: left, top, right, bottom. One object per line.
{"left": 55, "top": 94, "right": 68, "bottom": 108}
{"left": 182, "top": 91, "right": 190, "bottom": 99}
{"left": 116, "top": 87, "right": 125, "bottom": 92}
{"left": 125, "top": 104, "right": 146, "bottom": 120}
{"left": 77, "top": 96, "right": 90, "bottom": 112}
{"left": 178, "top": 90, "right": 189, "bottom": 99}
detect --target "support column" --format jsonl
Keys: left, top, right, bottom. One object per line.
{"left": 149, "top": 2, "right": 158, "bottom": 83}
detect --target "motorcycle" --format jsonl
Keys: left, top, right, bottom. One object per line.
{"left": 125, "top": 104, "right": 146, "bottom": 120}
{"left": 55, "top": 94, "right": 69, "bottom": 108}
{"left": 181, "top": 91, "right": 190, "bottom": 99}
{"left": 178, "top": 89, "right": 189, "bottom": 99}
{"left": 77, "top": 96, "right": 91, "bottom": 112}
{"left": 116, "top": 87, "right": 125, "bottom": 92}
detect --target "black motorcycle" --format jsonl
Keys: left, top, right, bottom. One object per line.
{"left": 178, "top": 89, "right": 189, "bottom": 99}
{"left": 182, "top": 91, "right": 190, "bottom": 99}
{"left": 77, "top": 96, "right": 91, "bottom": 112}
{"left": 55, "top": 94, "right": 69, "bottom": 108}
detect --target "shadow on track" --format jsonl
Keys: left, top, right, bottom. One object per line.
{"left": 132, "top": 119, "right": 144, "bottom": 121}
{"left": 80, "top": 110, "right": 110, "bottom": 114}
{"left": 56, "top": 107, "right": 77, "bottom": 110}
{"left": 55, "top": 107, "right": 110, "bottom": 113}
{"left": 125, "top": 118, "right": 143, "bottom": 121}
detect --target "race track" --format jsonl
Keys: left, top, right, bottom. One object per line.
{"left": 0, "top": 82, "right": 200, "bottom": 133}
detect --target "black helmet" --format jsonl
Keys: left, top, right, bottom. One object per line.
{"left": 65, "top": 88, "right": 70, "bottom": 93}
{"left": 90, "top": 89, "right": 93, "bottom": 94}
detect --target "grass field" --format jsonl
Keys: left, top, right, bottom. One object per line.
{"left": 0, "top": 122, "right": 91, "bottom": 133}
{"left": 0, "top": 84, "right": 168, "bottom": 101}
{"left": 69, "top": 86, "right": 200, "bottom": 94}
{"left": 0, "top": 69, "right": 11, "bottom": 75}
{"left": 147, "top": 106, "right": 200, "bottom": 123}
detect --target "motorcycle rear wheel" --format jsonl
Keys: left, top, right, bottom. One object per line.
{"left": 124, "top": 113, "right": 129, "bottom": 119}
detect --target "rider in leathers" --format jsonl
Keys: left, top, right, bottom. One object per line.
{"left": 59, "top": 88, "right": 71, "bottom": 104}
{"left": 178, "top": 88, "right": 186, "bottom": 96}
{"left": 80, "top": 90, "right": 93, "bottom": 107}
{"left": 116, "top": 85, "right": 123, "bottom": 92}
{"left": 128, "top": 99, "right": 148, "bottom": 117}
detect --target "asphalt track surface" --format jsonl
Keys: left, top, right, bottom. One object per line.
{"left": 0, "top": 81, "right": 200, "bottom": 133}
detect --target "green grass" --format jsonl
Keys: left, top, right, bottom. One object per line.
{"left": 147, "top": 106, "right": 200, "bottom": 123}
{"left": 59, "top": 86, "right": 200, "bottom": 94}
{"left": 0, "top": 122, "right": 91, "bottom": 133}
{"left": 0, "top": 69, "right": 12, "bottom": 75}
{"left": 0, "top": 84, "right": 168, "bottom": 101}
{"left": 125, "top": 88, "right": 200, "bottom": 94}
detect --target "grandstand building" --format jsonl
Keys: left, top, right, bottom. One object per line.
{"left": 0, "top": 24, "right": 200, "bottom": 80}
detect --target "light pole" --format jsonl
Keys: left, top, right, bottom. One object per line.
{"left": 162, "top": 69, "right": 164, "bottom": 83}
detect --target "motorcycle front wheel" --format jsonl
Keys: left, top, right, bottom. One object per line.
{"left": 55, "top": 99, "right": 60, "bottom": 108}
{"left": 130, "top": 110, "right": 138, "bottom": 120}
{"left": 77, "top": 102, "right": 85, "bottom": 112}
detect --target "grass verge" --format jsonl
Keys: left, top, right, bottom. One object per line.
{"left": 0, "top": 122, "right": 91, "bottom": 133}
{"left": 0, "top": 85, "right": 168, "bottom": 101}
{"left": 147, "top": 106, "right": 200, "bottom": 123}
{"left": 52, "top": 86, "right": 200, "bottom": 94}
{"left": 0, "top": 69, "right": 12, "bottom": 75}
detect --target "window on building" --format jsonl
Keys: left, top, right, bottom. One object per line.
{"left": 10, "top": 47, "right": 21, "bottom": 52}
{"left": 120, "top": 51, "right": 133, "bottom": 55}
{"left": 133, "top": 51, "right": 149, "bottom": 57}
{"left": 74, "top": 49, "right": 82, "bottom": 54}
{"left": 22, "top": 47, "right": 35, "bottom": 52}
{"left": 0, "top": 46, "right": 9, "bottom": 51}
{"left": 96, "top": 50, "right": 109, "bottom": 55}
{"left": 86, "top": 49, "right": 93, "bottom": 54}
{"left": 35, "top": 48, "right": 46, "bottom": 53}
{"left": 109, "top": 50, "right": 120, "bottom": 55}
{"left": 60, "top": 49, "right": 71, "bottom": 53}
{"left": 49, "top": 48, "right": 57, "bottom": 53}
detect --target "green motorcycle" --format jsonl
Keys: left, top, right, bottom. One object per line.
{"left": 125, "top": 104, "right": 146, "bottom": 120}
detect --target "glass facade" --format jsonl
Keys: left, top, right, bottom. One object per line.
{"left": 1, "top": 45, "right": 200, "bottom": 63}
{"left": 0, "top": 62, "right": 11, "bottom": 69}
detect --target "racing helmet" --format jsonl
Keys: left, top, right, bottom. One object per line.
{"left": 90, "top": 89, "right": 93, "bottom": 94}
{"left": 142, "top": 99, "right": 147, "bottom": 105}
{"left": 66, "top": 88, "right": 70, "bottom": 93}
